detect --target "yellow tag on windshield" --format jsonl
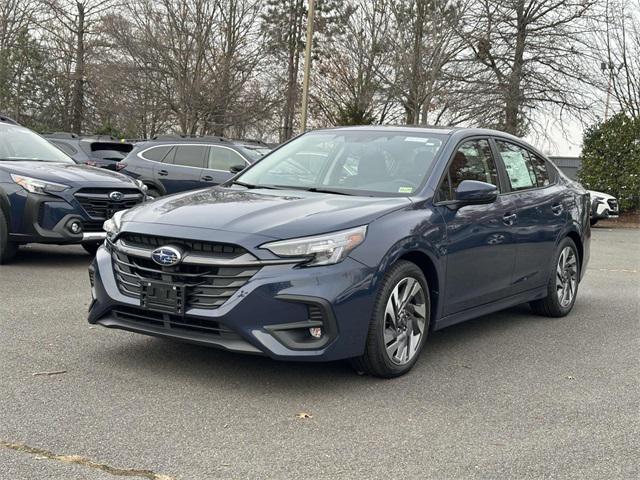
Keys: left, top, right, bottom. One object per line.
{"left": 398, "top": 187, "right": 413, "bottom": 193}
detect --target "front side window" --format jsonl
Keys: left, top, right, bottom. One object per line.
{"left": 438, "top": 139, "right": 499, "bottom": 201}
{"left": 0, "top": 125, "right": 75, "bottom": 163}
{"left": 173, "top": 145, "right": 206, "bottom": 168}
{"left": 495, "top": 141, "right": 538, "bottom": 191}
{"left": 208, "top": 147, "right": 246, "bottom": 171}
{"left": 235, "top": 130, "right": 446, "bottom": 196}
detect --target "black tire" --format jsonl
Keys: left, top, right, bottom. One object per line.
{"left": 0, "top": 209, "right": 18, "bottom": 264}
{"left": 590, "top": 218, "right": 598, "bottom": 226}
{"left": 530, "top": 237, "right": 580, "bottom": 317}
{"left": 82, "top": 242, "right": 101, "bottom": 256}
{"left": 146, "top": 188, "right": 161, "bottom": 199}
{"left": 351, "top": 260, "right": 431, "bottom": 378}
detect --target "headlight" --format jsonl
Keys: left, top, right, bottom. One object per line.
{"left": 261, "top": 225, "right": 367, "bottom": 266}
{"left": 11, "top": 174, "right": 69, "bottom": 194}
{"left": 103, "top": 209, "right": 128, "bottom": 237}
{"left": 134, "top": 179, "right": 148, "bottom": 193}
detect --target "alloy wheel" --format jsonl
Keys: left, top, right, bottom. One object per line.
{"left": 556, "top": 246, "right": 578, "bottom": 308}
{"left": 383, "top": 277, "right": 427, "bottom": 365}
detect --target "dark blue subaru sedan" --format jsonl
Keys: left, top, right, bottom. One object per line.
{"left": 88, "top": 126, "right": 590, "bottom": 377}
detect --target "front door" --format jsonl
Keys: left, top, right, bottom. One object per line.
{"left": 201, "top": 146, "right": 248, "bottom": 186}
{"left": 437, "top": 138, "right": 518, "bottom": 316}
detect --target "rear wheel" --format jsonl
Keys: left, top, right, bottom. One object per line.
{"left": 0, "top": 209, "right": 18, "bottom": 264}
{"left": 351, "top": 260, "right": 430, "bottom": 378}
{"left": 82, "top": 242, "right": 101, "bottom": 256}
{"left": 530, "top": 237, "right": 580, "bottom": 317}
{"left": 146, "top": 188, "right": 161, "bottom": 200}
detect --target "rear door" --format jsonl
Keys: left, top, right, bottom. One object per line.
{"left": 155, "top": 144, "right": 207, "bottom": 194}
{"left": 437, "top": 137, "right": 518, "bottom": 315}
{"left": 201, "top": 146, "right": 249, "bottom": 185}
{"left": 493, "top": 139, "right": 567, "bottom": 294}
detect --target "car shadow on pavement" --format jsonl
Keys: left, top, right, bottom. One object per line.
{"left": 6, "top": 245, "right": 92, "bottom": 268}
{"left": 91, "top": 303, "right": 548, "bottom": 393}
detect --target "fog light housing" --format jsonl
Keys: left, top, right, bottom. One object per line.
{"left": 309, "top": 327, "right": 322, "bottom": 338}
{"left": 69, "top": 221, "right": 82, "bottom": 234}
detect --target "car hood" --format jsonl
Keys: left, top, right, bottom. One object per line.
{"left": 588, "top": 190, "right": 615, "bottom": 200}
{"left": 123, "top": 187, "right": 412, "bottom": 239}
{"left": 0, "top": 161, "right": 139, "bottom": 188}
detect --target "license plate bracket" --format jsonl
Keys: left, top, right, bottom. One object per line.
{"left": 140, "top": 281, "right": 186, "bottom": 315}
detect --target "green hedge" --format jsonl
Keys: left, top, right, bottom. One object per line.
{"left": 579, "top": 114, "right": 640, "bottom": 212}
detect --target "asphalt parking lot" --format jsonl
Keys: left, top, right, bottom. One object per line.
{"left": 1, "top": 228, "right": 638, "bottom": 480}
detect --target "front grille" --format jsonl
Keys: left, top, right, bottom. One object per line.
{"left": 111, "top": 235, "right": 260, "bottom": 311}
{"left": 112, "top": 306, "right": 242, "bottom": 337}
{"left": 75, "top": 188, "right": 143, "bottom": 220}
{"left": 607, "top": 199, "right": 619, "bottom": 212}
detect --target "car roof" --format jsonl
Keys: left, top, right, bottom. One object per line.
{"left": 0, "top": 114, "right": 20, "bottom": 126}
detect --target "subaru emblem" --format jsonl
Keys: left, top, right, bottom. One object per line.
{"left": 109, "top": 191, "right": 124, "bottom": 201}
{"left": 151, "top": 246, "right": 182, "bottom": 267}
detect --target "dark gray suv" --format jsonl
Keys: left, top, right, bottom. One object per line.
{"left": 119, "top": 136, "right": 271, "bottom": 198}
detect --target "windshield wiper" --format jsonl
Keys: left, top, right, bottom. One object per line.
{"left": 230, "top": 181, "right": 281, "bottom": 190}
{"left": 275, "top": 186, "right": 352, "bottom": 196}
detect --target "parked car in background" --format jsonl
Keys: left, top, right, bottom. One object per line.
{"left": 588, "top": 190, "right": 619, "bottom": 226}
{"left": 89, "top": 126, "right": 591, "bottom": 378}
{"left": 45, "top": 133, "right": 134, "bottom": 171}
{"left": 0, "top": 118, "right": 147, "bottom": 263}
{"left": 118, "top": 136, "right": 271, "bottom": 198}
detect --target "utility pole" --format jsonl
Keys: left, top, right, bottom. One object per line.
{"left": 300, "top": 0, "right": 316, "bottom": 133}
{"left": 602, "top": 61, "right": 614, "bottom": 121}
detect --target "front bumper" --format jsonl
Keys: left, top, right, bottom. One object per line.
{"left": 7, "top": 187, "right": 139, "bottom": 244}
{"left": 88, "top": 245, "right": 376, "bottom": 362}
{"left": 591, "top": 198, "right": 619, "bottom": 220}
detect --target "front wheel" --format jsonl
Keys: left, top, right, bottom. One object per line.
{"left": 0, "top": 209, "right": 18, "bottom": 264}
{"left": 351, "top": 260, "right": 430, "bottom": 378}
{"left": 530, "top": 237, "right": 580, "bottom": 317}
{"left": 590, "top": 218, "right": 598, "bottom": 226}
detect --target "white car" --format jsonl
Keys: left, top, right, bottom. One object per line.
{"left": 589, "top": 190, "right": 619, "bottom": 226}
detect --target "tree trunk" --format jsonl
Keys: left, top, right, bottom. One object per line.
{"left": 406, "top": 0, "right": 425, "bottom": 125}
{"left": 281, "top": 0, "right": 303, "bottom": 142}
{"left": 504, "top": 2, "right": 526, "bottom": 135}
{"left": 71, "top": 1, "right": 85, "bottom": 135}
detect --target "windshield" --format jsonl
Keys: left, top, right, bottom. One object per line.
{"left": 238, "top": 145, "right": 272, "bottom": 161}
{"left": 0, "top": 124, "right": 75, "bottom": 163}
{"left": 235, "top": 130, "right": 446, "bottom": 195}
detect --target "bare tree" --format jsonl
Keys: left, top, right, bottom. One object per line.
{"left": 39, "top": 0, "right": 117, "bottom": 133}
{"left": 456, "top": 0, "right": 598, "bottom": 135}
{"left": 599, "top": 0, "right": 640, "bottom": 119}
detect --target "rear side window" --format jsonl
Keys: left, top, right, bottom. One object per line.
{"left": 495, "top": 141, "right": 537, "bottom": 191}
{"left": 529, "top": 153, "right": 550, "bottom": 187}
{"left": 496, "top": 140, "right": 550, "bottom": 190}
{"left": 141, "top": 145, "right": 172, "bottom": 162}
{"left": 208, "top": 147, "right": 246, "bottom": 171}
{"left": 173, "top": 145, "right": 206, "bottom": 168}
{"left": 438, "top": 138, "right": 499, "bottom": 201}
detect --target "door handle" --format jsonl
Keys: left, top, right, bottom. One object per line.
{"left": 503, "top": 213, "right": 517, "bottom": 226}
{"left": 158, "top": 170, "right": 169, "bottom": 176}
{"left": 202, "top": 175, "right": 214, "bottom": 182}
{"left": 551, "top": 203, "right": 563, "bottom": 215}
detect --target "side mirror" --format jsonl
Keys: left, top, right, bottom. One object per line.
{"left": 229, "top": 164, "right": 246, "bottom": 174}
{"left": 454, "top": 180, "right": 498, "bottom": 205}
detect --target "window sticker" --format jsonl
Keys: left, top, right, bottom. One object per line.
{"left": 398, "top": 186, "right": 413, "bottom": 193}
{"left": 502, "top": 151, "right": 535, "bottom": 189}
